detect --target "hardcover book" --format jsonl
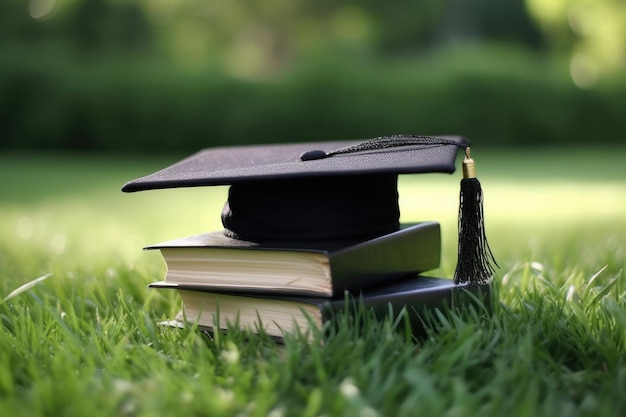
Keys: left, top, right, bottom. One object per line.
{"left": 147, "top": 222, "right": 441, "bottom": 297}
{"left": 153, "top": 276, "right": 492, "bottom": 340}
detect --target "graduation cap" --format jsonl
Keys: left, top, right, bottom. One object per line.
{"left": 123, "top": 135, "right": 497, "bottom": 285}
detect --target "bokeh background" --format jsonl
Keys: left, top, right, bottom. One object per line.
{"left": 2, "top": 0, "right": 625, "bottom": 152}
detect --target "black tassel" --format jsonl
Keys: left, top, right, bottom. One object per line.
{"left": 454, "top": 148, "right": 498, "bottom": 285}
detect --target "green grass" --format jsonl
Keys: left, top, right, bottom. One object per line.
{"left": 1, "top": 147, "right": 625, "bottom": 416}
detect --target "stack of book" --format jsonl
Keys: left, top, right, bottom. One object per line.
{"left": 145, "top": 222, "right": 474, "bottom": 339}
{"left": 123, "top": 136, "right": 492, "bottom": 340}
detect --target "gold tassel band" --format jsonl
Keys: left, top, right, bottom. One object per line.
{"left": 462, "top": 147, "right": 476, "bottom": 179}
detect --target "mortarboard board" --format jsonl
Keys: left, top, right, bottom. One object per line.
{"left": 123, "top": 135, "right": 497, "bottom": 285}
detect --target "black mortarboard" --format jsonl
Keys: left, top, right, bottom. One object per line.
{"left": 123, "top": 135, "right": 496, "bottom": 284}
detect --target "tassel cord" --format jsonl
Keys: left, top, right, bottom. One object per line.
{"left": 327, "top": 135, "right": 467, "bottom": 157}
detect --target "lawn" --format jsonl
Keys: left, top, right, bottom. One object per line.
{"left": 1, "top": 147, "right": 625, "bottom": 416}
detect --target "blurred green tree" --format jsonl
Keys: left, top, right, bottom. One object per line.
{"left": 1, "top": 0, "right": 545, "bottom": 71}
{"left": 0, "top": 0, "right": 153, "bottom": 55}
{"left": 438, "top": 0, "right": 543, "bottom": 48}
{"left": 526, "top": 0, "right": 626, "bottom": 87}
{"left": 65, "top": 0, "right": 153, "bottom": 54}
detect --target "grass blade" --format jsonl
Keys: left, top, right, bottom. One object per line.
{"left": 3, "top": 274, "right": 51, "bottom": 302}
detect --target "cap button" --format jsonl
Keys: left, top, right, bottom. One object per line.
{"left": 300, "top": 149, "right": 328, "bottom": 161}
